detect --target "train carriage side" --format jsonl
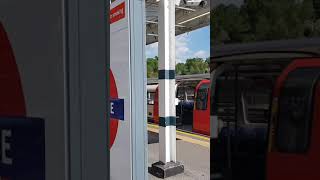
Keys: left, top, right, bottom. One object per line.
{"left": 267, "top": 58, "right": 320, "bottom": 180}
{"left": 147, "top": 74, "right": 210, "bottom": 134}
{"left": 147, "top": 84, "right": 158, "bottom": 123}
{"left": 193, "top": 79, "right": 211, "bottom": 135}
{"left": 210, "top": 38, "right": 320, "bottom": 180}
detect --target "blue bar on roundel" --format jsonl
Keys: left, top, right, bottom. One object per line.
{"left": 110, "top": 98, "right": 124, "bottom": 120}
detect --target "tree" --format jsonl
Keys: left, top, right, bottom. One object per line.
{"left": 184, "top": 58, "right": 209, "bottom": 75}
{"left": 212, "top": 0, "right": 317, "bottom": 44}
{"left": 176, "top": 63, "right": 187, "bottom": 75}
{"left": 147, "top": 57, "right": 158, "bottom": 78}
{"left": 146, "top": 56, "right": 209, "bottom": 77}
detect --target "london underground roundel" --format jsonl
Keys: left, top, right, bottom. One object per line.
{"left": 109, "top": 70, "right": 119, "bottom": 148}
{"left": 0, "top": 22, "right": 26, "bottom": 116}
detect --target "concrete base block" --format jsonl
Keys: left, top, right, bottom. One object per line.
{"left": 149, "top": 161, "right": 184, "bottom": 179}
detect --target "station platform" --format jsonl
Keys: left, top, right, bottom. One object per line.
{"left": 148, "top": 124, "right": 210, "bottom": 180}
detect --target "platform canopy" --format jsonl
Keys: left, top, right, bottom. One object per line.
{"left": 145, "top": 0, "right": 210, "bottom": 45}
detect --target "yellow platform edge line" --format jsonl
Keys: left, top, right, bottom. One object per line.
{"left": 147, "top": 123, "right": 210, "bottom": 141}
{"left": 148, "top": 127, "right": 210, "bottom": 148}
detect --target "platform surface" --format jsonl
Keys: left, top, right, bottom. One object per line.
{"left": 148, "top": 124, "right": 210, "bottom": 180}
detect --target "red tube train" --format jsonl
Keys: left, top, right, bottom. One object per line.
{"left": 267, "top": 58, "right": 320, "bottom": 180}
{"left": 210, "top": 38, "right": 320, "bottom": 180}
{"left": 147, "top": 74, "right": 210, "bottom": 135}
{"left": 193, "top": 79, "right": 210, "bottom": 135}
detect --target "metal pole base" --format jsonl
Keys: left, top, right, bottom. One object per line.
{"left": 149, "top": 161, "right": 184, "bottom": 179}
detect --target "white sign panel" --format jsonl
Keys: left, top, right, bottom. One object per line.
{"left": 110, "top": 0, "right": 132, "bottom": 179}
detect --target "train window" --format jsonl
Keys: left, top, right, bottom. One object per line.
{"left": 214, "top": 78, "right": 237, "bottom": 121}
{"left": 176, "top": 86, "right": 186, "bottom": 100}
{"left": 242, "top": 89, "right": 271, "bottom": 124}
{"left": 186, "top": 86, "right": 195, "bottom": 101}
{"left": 276, "top": 68, "right": 320, "bottom": 153}
{"left": 147, "top": 92, "right": 155, "bottom": 105}
{"left": 176, "top": 81, "right": 199, "bottom": 101}
{"left": 196, "top": 83, "right": 209, "bottom": 110}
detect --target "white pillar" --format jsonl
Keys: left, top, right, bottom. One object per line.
{"left": 149, "top": 1, "right": 183, "bottom": 178}
{"left": 158, "top": 0, "right": 176, "bottom": 164}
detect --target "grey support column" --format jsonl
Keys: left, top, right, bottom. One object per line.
{"left": 149, "top": 0, "right": 184, "bottom": 178}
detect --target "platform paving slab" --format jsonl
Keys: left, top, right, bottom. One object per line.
{"left": 148, "top": 131, "right": 210, "bottom": 180}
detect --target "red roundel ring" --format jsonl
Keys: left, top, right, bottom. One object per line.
{"left": 109, "top": 69, "right": 119, "bottom": 148}
{"left": 0, "top": 22, "right": 26, "bottom": 116}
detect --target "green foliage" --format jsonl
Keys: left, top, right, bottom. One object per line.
{"left": 184, "top": 58, "right": 209, "bottom": 75}
{"left": 147, "top": 56, "right": 209, "bottom": 78}
{"left": 147, "top": 57, "right": 158, "bottom": 78}
{"left": 212, "top": 0, "right": 319, "bottom": 45}
{"left": 176, "top": 63, "right": 187, "bottom": 75}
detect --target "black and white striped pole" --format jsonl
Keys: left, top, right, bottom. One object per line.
{"left": 149, "top": 0, "right": 184, "bottom": 178}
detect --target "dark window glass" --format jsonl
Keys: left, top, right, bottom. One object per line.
{"left": 276, "top": 68, "right": 320, "bottom": 153}
{"left": 186, "top": 86, "right": 196, "bottom": 101}
{"left": 176, "top": 86, "right": 185, "bottom": 100}
{"left": 242, "top": 89, "right": 271, "bottom": 124}
{"left": 214, "top": 78, "right": 238, "bottom": 121}
{"left": 147, "top": 92, "right": 155, "bottom": 105}
{"left": 176, "top": 81, "right": 199, "bottom": 101}
{"left": 196, "top": 83, "right": 209, "bottom": 110}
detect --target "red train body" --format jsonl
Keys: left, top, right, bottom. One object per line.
{"left": 147, "top": 79, "right": 210, "bottom": 135}
{"left": 267, "top": 59, "right": 320, "bottom": 180}
{"left": 193, "top": 80, "right": 210, "bottom": 135}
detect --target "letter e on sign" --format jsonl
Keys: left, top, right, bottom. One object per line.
{"left": 1, "top": 130, "right": 12, "bottom": 165}
{"left": 111, "top": 102, "right": 114, "bottom": 115}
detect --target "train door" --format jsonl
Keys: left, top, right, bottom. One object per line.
{"left": 176, "top": 82, "right": 186, "bottom": 126}
{"left": 147, "top": 91, "right": 154, "bottom": 121}
{"left": 212, "top": 64, "right": 276, "bottom": 180}
{"left": 193, "top": 80, "right": 210, "bottom": 135}
{"left": 147, "top": 84, "right": 157, "bottom": 122}
{"left": 211, "top": 68, "right": 244, "bottom": 180}
{"left": 267, "top": 59, "right": 320, "bottom": 180}
{"left": 153, "top": 86, "right": 159, "bottom": 124}
{"left": 176, "top": 81, "right": 198, "bottom": 129}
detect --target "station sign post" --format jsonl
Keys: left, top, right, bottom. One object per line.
{"left": 0, "top": 0, "right": 110, "bottom": 179}
{"left": 110, "top": 0, "right": 147, "bottom": 180}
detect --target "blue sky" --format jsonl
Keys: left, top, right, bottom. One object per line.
{"left": 146, "top": 26, "right": 210, "bottom": 63}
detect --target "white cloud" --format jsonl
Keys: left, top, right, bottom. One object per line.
{"left": 176, "top": 46, "right": 190, "bottom": 57}
{"left": 149, "top": 42, "right": 158, "bottom": 49}
{"left": 176, "top": 34, "right": 189, "bottom": 47}
{"left": 193, "top": 50, "right": 209, "bottom": 59}
{"left": 146, "top": 33, "right": 208, "bottom": 62}
{"left": 146, "top": 42, "right": 158, "bottom": 58}
{"left": 176, "top": 58, "right": 185, "bottom": 64}
{"left": 175, "top": 34, "right": 193, "bottom": 61}
{"left": 146, "top": 34, "right": 192, "bottom": 59}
